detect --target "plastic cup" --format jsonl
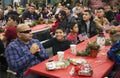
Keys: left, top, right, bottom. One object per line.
{"left": 70, "top": 44, "right": 77, "bottom": 54}
{"left": 57, "top": 51, "right": 64, "bottom": 61}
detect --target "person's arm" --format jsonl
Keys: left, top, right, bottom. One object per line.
{"left": 38, "top": 43, "right": 49, "bottom": 60}
{"left": 5, "top": 45, "right": 35, "bottom": 71}
{"left": 94, "top": 18, "right": 103, "bottom": 29}
{"left": 107, "top": 43, "right": 120, "bottom": 60}
{"left": 31, "top": 39, "right": 49, "bottom": 61}
{"left": 103, "top": 18, "right": 109, "bottom": 25}
{"left": 42, "top": 38, "right": 54, "bottom": 48}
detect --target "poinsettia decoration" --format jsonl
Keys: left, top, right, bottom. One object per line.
{"left": 77, "top": 41, "right": 100, "bottom": 56}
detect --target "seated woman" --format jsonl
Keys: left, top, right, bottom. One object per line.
{"left": 43, "top": 26, "right": 70, "bottom": 55}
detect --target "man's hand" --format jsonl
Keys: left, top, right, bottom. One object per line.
{"left": 30, "top": 43, "right": 40, "bottom": 54}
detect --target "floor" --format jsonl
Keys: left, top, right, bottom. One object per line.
{"left": 0, "top": 47, "right": 53, "bottom": 78}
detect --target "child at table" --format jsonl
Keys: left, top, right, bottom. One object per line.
{"left": 51, "top": 14, "right": 60, "bottom": 33}
{"left": 107, "top": 32, "right": 120, "bottom": 78}
{"left": 66, "top": 22, "right": 79, "bottom": 44}
{"left": 43, "top": 26, "right": 70, "bottom": 55}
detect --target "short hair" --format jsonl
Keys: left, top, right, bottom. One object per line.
{"left": 59, "top": 10, "right": 67, "bottom": 18}
{"left": 31, "top": 5, "right": 36, "bottom": 9}
{"left": 8, "top": 4, "right": 13, "bottom": 8}
{"left": 8, "top": 15, "right": 19, "bottom": 24}
{"left": 111, "top": 32, "right": 120, "bottom": 44}
{"left": 26, "top": 3, "right": 31, "bottom": 6}
{"left": 17, "top": 24, "right": 29, "bottom": 32}
{"left": 59, "top": 10, "right": 66, "bottom": 16}
{"left": 68, "top": 22, "right": 78, "bottom": 30}
{"left": 55, "top": 26, "right": 65, "bottom": 33}
{"left": 55, "top": 14, "right": 60, "bottom": 20}
{"left": 75, "top": 3, "right": 80, "bottom": 6}
{"left": 97, "top": 7, "right": 104, "bottom": 10}
{"left": 84, "top": 10, "right": 92, "bottom": 15}
{"left": 65, "top": 6, "right": 71, "bottom": 10}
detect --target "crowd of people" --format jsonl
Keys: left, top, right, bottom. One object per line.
{"left": 0, "top": 0, "right": 120, "bottom": 78}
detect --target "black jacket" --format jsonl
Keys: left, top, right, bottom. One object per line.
{"left": 0, "top": 40, "right": 5, "bottom": 54}
{"left": 22, "top": 11, "right": 39, "bottom": 21}
{"left": 78, "top": 19, "right": 97, "bottom": 38}
{"left": 5, "top": 10, "right": 19, "bottom": 21}
{"left": 43, "top": 38, "right": 70, "bottom": 55}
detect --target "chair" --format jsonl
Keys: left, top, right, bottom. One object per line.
{"left": 113, "top": 68, "right": 120, "bottom": 78}
{"left": 6, "top": 67, "right": 17, "bottom": 78}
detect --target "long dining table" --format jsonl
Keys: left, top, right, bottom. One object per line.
{"left": 25, "top": 34, "right": 114, "bottom": 78}
{"left": 31, "top": 24, "right": 53, "bottom": 34}
{"left": 30, "top": 24, "right": 53, "bottom": 41}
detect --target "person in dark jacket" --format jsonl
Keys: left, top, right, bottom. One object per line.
{"left": 22, "top": 6, "right": 39, "bottom": 21}
{"left": 0, "top": 39, "right": 4, "bottom": 54}
{"left": 5, "top": 5, "right": 19, "bottom": 21}
{"left": 58, "top": 10, "right": 68, "bottom": 30}
{"left": 78, "top": 10, "right": 97, "bottom": 38}
{"left": 43, "top": 26, "right": 70, "bottom": 55}
{"left": 107, "top": 32, "right": 120, "bottom": 78}
{"left": 0, "top": 39, "right": 7, "bottom": 71}
{"left": 104, "top": 5, "right": 114, "bottom": 23}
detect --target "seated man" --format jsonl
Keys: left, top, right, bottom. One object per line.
{"left": 5, "top": 24, "right": 49, "bottom": 78}
{"left": 94, "top": 7, "right": 109, "bottom": 30}
{"left": 22, "top": 6, "right": 39, "bottom": 21}
{"left": 78, "top": 10, "right": 97, "bottom": 38}
{"left": 107, "top": 32, "right": 120, "bottom": 78}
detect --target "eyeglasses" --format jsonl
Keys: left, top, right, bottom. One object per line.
{"left": 19, "top": 30, "right": 32, "bottom": 34}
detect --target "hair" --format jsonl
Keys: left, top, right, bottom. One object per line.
{"left": 8, "top": 4, "right": 13, "bottom": 9}
{"left": 111, "top": 32, "right": 120, "bottom": 44}
{"left": 75, "top": 3, "right": 80, "bottom": 7}
{"left": 8, "top": 15, "right": 19, "bottom": 24}
{"left": 17, "top": 24, "right": 29, "bottom": 32}
{"left": 113, "top": 2, "right": 120, "bottom": 7}
{"left": 97, "top": 7, "right": 104, "bottom": 10}
{"left": 42, "top": 7, "right": 48, "bottom": 11}
{"left": 31, "top": 5, "right": 36, "bottom": 9}
{"left": 68, "top": 22, "right": 78, "bottom": 30}
{"left": 59, "top": 10, "right": 67, "bottom": 19}
{"left": 84, "top": 10, "right": 92, "bottom": 15}
{"left": 104, "top": 4, "right": 112, "bottom": 8}
{"left": 55, "top": 26, "right": 65, "bottom": 33}
{"left": 26, "top": 3, "right": 31, "bottom": 6}
{"left": 55, "top": 14, "right": 60, "bottom": 20}
{"left": 65, "top": 5, "right": 71, "bottom": 10}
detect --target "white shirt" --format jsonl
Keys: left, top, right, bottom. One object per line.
{"left": 85, "top": 20, "right": 90, "bottom": 37}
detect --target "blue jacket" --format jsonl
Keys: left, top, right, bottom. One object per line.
{"left": 107, "top": 40, "right": 120, "bottom": 66}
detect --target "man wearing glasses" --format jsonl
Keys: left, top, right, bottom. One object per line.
{"left": 5, "top": 24, "right": 49, "bottom": 78}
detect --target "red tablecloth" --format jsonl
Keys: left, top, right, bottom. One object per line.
{"left": 25, "top": 35, "right": 114, "bottom": 78}
{"left": 31, "top": 24, "right": 53, "bottom": 33}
